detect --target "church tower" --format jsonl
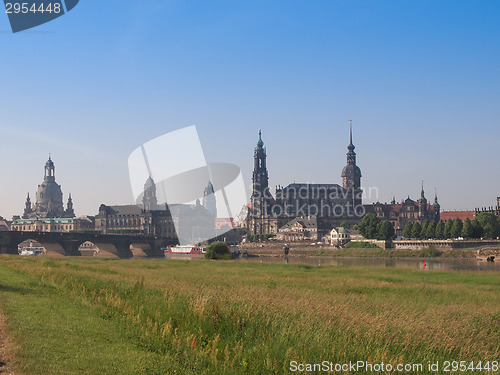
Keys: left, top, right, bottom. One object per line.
{"left": 250, "top": 130, "right": 276, "bottom": 234}
{"left": 203, "top": 181, "right": 217, "bottom": 217}
{"left": 341, "top": 122, "right": 362, "bottom": 208}
{"left": 35, "top": 156, "right": 64, "bottom": 218}
{"left": 64, "top": 193, "right": 76, "bottom": 218}
{"left": 252, "top": 130, "right": 271, "bottom": 214}
{"left": 23, "top": 193, "right": 34, "bottom": 219}
{"left": 142, "top": 176, "right": 158, "bottom": 212}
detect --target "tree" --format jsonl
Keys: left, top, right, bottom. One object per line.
{"left": 402, "top": 222, "right": 413, "bottom": 238}
{"left": 476, "top": 212, "right": 500, "bottom": 239}
{"left": 435, "top": 220, "right": 445, "bottom": 239}
{"left": 461, "top": 218, "right": 473, "bottom": 239}
{"left": 357, "top": 213, "right": 381, "bottom": 239}
{"left": 420, "top": 220, "right": 430, "bottom": 239}
{"left": 378, "top": 221, "right": 395, "bottom": 240}
{"left": 425, "top": 221, "right": 436, "bottom": 239}
{"left": 411, "top": 222, "right": 422, "bottom": 239}
{"left": 471, "top": 218, "right": 483, "bottom": 239}
{"left": 444, "top": 219, "right": 454, "bottom": 239}
{"left": 340, "top": 221, "right": 347, "bottom": 228}
{"left": 205, "top": 241, "right": 230, "bottom": 259}
{"left": 450, "top": 219, "right": 463, "bottom": 239}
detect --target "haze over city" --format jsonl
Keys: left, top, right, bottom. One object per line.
{"left": 1, "top": 0, "right": 499, "bottom": 219}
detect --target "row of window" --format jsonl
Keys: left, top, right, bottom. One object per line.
{"left": 12, "top": 224, "right": 73, "bottom": 231}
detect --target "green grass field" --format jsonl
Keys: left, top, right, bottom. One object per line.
{"left": 0, "top": 256, "right": 499, "bottom": 374}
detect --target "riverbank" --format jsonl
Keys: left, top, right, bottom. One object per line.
{"left": 0, "top": 256, "right": 498, "bottom": 374}
{"left": 241, "top": 242, "right": 500, "bottom": 259}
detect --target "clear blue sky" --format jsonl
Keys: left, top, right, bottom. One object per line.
{"left": 0, "top": 0, "right": 499, "bottom": 219}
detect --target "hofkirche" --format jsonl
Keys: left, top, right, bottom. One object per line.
{"left": 245, "top": 125, "right": 440, "bottom": 238}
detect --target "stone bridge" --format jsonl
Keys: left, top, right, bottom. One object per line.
{"left": 0, "top": 231, "right": 177, "bottom": 258}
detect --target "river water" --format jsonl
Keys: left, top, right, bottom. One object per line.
{"left": 164, "top": 254, "right": 500, "bottom": 272}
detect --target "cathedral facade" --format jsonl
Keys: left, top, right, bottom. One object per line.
{"left": 248, "top": 126, "right": 364, "bottom": 235}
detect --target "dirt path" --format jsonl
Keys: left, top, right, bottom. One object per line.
{"left": 0, "top": 305, "right": 15, "bottom": 375}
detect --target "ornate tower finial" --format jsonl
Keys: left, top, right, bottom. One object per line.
{"left": 349, "top": 120, "right": 353, "bottom": 145}
{"left": 347, "top": 120, "right": 355, "bottom": 153}
{"left": 257, "top": 129, "right": 264, "bottom": 148}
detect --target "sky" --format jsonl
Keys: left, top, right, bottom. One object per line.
{"left": 0, "top": 0, "right": 499, "bottom": 219}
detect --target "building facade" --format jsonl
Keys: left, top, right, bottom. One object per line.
{"left": 276, "top": 217, "right": 327, "bottom": 242}
{"left": 364, "top": 185, "right": 440, "bottom": 234}
{"left": 474, "top": 197, "right": 500, "bottom": 217}
{"left": 95, "top": 177, "right": 177, "bottom": 238}
{"left": 248, "top": 125, "right": 364, "bottom": 235}
{"left": 330, "top": 227, "right": 351, "bottom": 246}
{"left": 10, "top": 217, "right": 94, "bottom": 233}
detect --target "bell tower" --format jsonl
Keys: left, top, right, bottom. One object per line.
{"left": 341, "top": 121, "right": 362, "bottom": 208}
{"left": 250, "top": 130, "right": 274, "bottom": 234}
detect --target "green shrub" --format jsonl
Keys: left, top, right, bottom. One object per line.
{"left": 205, "top": 241, "right": 231, "bottom": 260}
{"left": 344, "top": 241, "right": 380, "bottom": 249}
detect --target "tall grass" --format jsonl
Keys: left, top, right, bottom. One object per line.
{"left": 0, "top": 256, "right": 499, "bottom": 374}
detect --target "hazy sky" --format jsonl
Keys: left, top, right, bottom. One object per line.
{"left": 0, "top": 0, "right": 499, "bottom": 219}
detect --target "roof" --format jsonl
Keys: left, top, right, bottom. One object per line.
{"left": 440, "top": 211, "right": 475, "bottom": 221}
{"left": 279, "top": 216, "right": 327, "bottom": 231}
{"left": 106, "top": 205, "right": 143, "bottom": 216}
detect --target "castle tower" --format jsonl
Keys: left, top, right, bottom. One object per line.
{"left": 142, "top": 176, "right": 158, "bottom": 212}
{"left": 433, "top": 189, "right": 440, "bottom": 221}
{"left": 418, "top": 182, "right": 428, "bottom": 218}
{"left": 341, "top": 122, "right": 362, "bottom": 208}
{"left": 203, "top": 180, "right": 217, "bottom": 217}
{"left": 35, "top": 156, "right": 64, "bottom": 218}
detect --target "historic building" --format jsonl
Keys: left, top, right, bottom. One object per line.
{"left": 10, "top": 216, "right": 94, "bottom": 233}
{"left": 474, "top": 197, "right": 500, "bottom": 217}
{"left": 95, "top": 176, "right": 216, "bottom": 244}
{"left": 23, "top": 156, "right": 75, "bottom": 219}
{"left": 95, "top": 176, "right": 177, "bottom": 238}
{"left": 276, "top": 216, "right": 327, "bottom": 242}
{"left": 203, "top": 181, "right": 217, "bottom": 217}
{"left": 364, "top": 184, "right": 440, "bottom": 235}
{"left": 248, "top": 125, "right": 364, "bottom": 235}
{"left": 329, "top": 227, "right": 351, "bottom": 246}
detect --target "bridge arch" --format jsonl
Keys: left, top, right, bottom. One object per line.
{"left": 17, "top": 237, "right": 65, "bottom": 256}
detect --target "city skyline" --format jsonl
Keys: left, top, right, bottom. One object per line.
{"left": 1, "top": 1, "right": 499, "bottom": 219}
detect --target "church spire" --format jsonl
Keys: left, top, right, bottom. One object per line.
{"left": 23, "top": 193, "right": 33, "bottom": 219}
{"left": 64, "top": 193, "right": 75, "bottom": 218}
{"left": 347, "top": 120, "right": 355, "bottom": 154}
{"left": 421, "top": 181, "right": 425, "bottom": 199}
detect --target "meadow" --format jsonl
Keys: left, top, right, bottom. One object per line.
{"left": 0, "top": 256, "right": 498, "bottom": 374}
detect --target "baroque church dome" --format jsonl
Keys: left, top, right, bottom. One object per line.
{"left": 35, "top": 156, "right": 64, "bottom": 218}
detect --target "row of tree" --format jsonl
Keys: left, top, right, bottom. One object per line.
{"left": 355, "top": 213, "right": 395, "bottom": 241}
{"left": 402, "top": 212, "right": 500, "bottom": 240}
{"left": 356, "top": 212, "right": 500, "bottom": 241}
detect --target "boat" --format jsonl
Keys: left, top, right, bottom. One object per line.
{"left": 164, "top": 245, "right": 206, "bottom": 255}
{"left": 18, "top": 243, "right": 45, "bottom": 256}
